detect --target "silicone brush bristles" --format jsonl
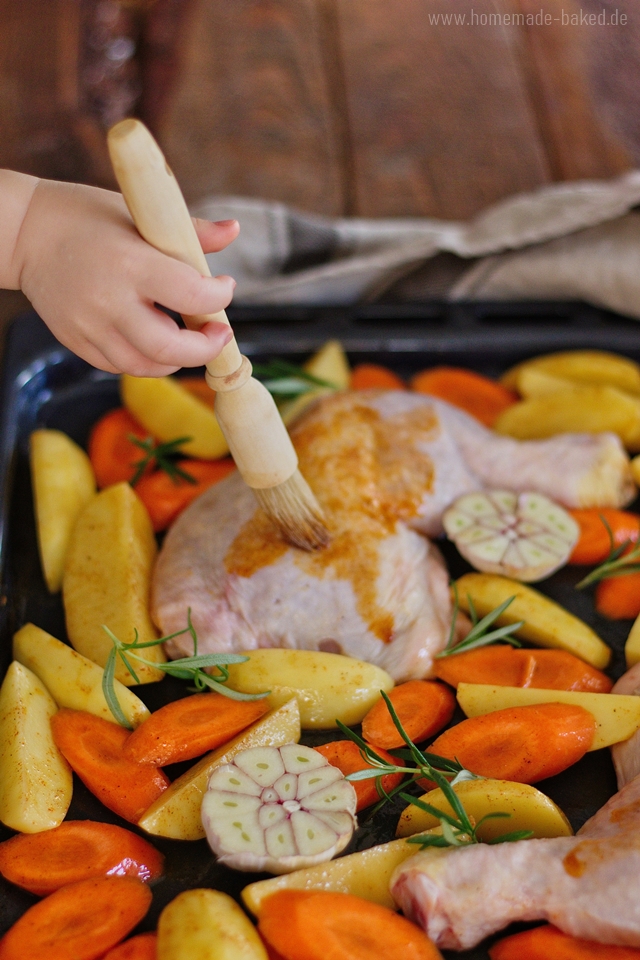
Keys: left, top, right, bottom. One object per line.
{"left": 254, "top": 471, "right": 330, "bottom": 551}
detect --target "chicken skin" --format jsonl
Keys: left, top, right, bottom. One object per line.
{"left": 390, "top": 770, "right": 640, "bottom": 951}
{"left": 152, "top": 390, "right": 633, "bottom": 680}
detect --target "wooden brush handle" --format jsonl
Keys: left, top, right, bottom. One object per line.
{"left": 107, "top": 118, "right": 298, "bottom": 488}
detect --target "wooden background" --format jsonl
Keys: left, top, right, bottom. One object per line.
{"left": 0, "top": 0, "right": 638, "bottom": 325}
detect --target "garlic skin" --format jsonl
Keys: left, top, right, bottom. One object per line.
{"left": 201, "top": 743, "right": 357, "bottom": 874}
{"left": 443, "top": 490, "right": 579, "bottom": 582}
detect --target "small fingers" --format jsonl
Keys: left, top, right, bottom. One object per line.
{"left": 193, "top": 217, "right": 240, "bottom": 254}
{"left": 145, "top": 256, "right": 236, "bottom": 319}
{"left": 112, "top": 305, "right": 233, "bottom": 370}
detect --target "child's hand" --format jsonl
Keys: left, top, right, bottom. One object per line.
{"left": 12, "top": 178, "right": 239, "bottom": 376}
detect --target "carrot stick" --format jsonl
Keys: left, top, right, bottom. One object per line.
{"left": 433, "top": 646, "right": 612, "bottom": 693}
{"left": 102, "top": 932, "right": 158, "bottom": 960}
{"left": 489, "top": 923, "right": 640, "bottom": 959}
{"left": 0, "top": 820, "right": 163, "bottom": 896}
{"left": 430, "top": 703, "right": 595, "bottom": 783}
{"left": 568, "top": 508, "right": 640, "bottom": 565}
{"left": 361, "top": 681, "right": 455, "bottom": 750}
{"left": 134, "top": 458, "right": 235, "bottom": 532}
{"left": 50, "top": 710, "right": 169, "bottom": 823}
{"left": 257, "top": 890, "right": 442, "bottom": 960}
{"left": 89, "top": 409, "right": 152, "bottom": 489}
{"left": 410, "top": 366, "right": 517, "bottom": 427}
{"left": 0, "top": 875, "right": 152, "bottom": 960}
{"left": 314, "top": 740, "right": 404, "bottom": 812}
{"left": 595, "top": 572, "right": 640, "bottom": 620}
{"left": 123, "top": 692, "right": 269, "bottom": 766}
{"left": 349, "top": 364, "right": 405, "bottom": 390}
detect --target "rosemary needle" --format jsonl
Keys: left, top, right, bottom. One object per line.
{"left": 436, "top": 583, "right": 523, "bottom": 658}
{"left": 577, "top": 515, "right": 640, "bottom": 589}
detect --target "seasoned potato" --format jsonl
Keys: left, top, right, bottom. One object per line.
{"left": 62, "top": 482, "right": 165, "bottom": 685}
{"left": 0, "top": 661, "right": 72, "bottom": 832}
{"left": 280, "top": 339, "right": 351, "bottom": 426}
{"left": 138, "top": 699, "right": 300, "bottom": 840}
{"left": 515, "top": 367, "right": 579, "bottom": 399}
{"left": 158, "top": 889, "right": 268, "bottom": 960}
{"left": 502, "top": 350, "right": 640, "bottom": 396}
{"left": 456, "top": 683, "right": 640, "bottom": 750}
{"left": 30, "top": 429, "right": 96, "bottom": 592}
{"left": 396, "top": 778, "right": 572, "bottom": 840}
{"left": 242, "top": 837, "right": 416, "bottom": 916}
{"left": 494, "top": 385, "right": 640, "bottom": 451}
{"left": 455, "top": 573, "right": 610, "bottom": 669}
{"left": 121, "top": 373, "right": 228, "bottom": 459}
{"left": 224, "top": 649, "right": 394, "bottom": 729}
{"left": 13, "top": 622, "right": 149, "bottom": 727}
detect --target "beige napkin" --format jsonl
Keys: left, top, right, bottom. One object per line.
{"left": 191, "top": 171, "right": 640, "bottom": 316}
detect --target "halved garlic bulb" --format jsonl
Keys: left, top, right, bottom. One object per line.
{"left": 443, "top": 490, "right": 579, "bottom": 582}
{"left": 201, "top": 743, "right": 357, "bottom": 874}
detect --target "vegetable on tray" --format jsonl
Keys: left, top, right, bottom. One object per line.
{"left": 410, "top": 365, "right": 517, "bottom": 427}
{"left": 568, "top": 508, "right": 640, "bottom": 565}
{"left": 349, "top": 363, "right": 405, "bottom": 390}
{"left": 443, "top": 490, "right": 579, "bottom": 581}
{"left": 157, "top": 888, "right": 268, "bottom": 960}
{"left": 429, "top": 702, "right": 596, "bottom": 783}
{"left": 102, "top": 932, "right": 158, "bottom": 960}
{"left": 0, "top": 875, "right": 152, "bottom": 960}
{"left": 360, "top": 679, "right": 455, "bottom": 749}
{"left": 0, "top": 820, "right": 164, "bottom": 895}
{"left": 314, "top": 740, "right": 403, "bottom": 813}
{"left": 201, "top": 743, "right": 357, "bottom": 874}
{"left": 489, "top": 923, "right": 640, "bottom": 959}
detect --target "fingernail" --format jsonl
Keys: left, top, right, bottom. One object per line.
{"left": 232, "top": 279, "right": 237, "bottom": 290}
{"left": 224, "top": 330, "right": 234, "bottom": 345}
{"left": 215, "top": 219, "right": 238, "bottom": 226}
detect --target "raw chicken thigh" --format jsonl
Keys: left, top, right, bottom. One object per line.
{"left": 152, "top": 390, "right": 633, "bottom": 681}
{"left": 390, "top": 770, "right": 640, "bottom": 950}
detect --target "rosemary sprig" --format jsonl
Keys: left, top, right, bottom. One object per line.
{"left": 251, "top": 359, "right": 336, "bottom": 398}
{"left": 128, "top": 435, "right": 196, "bottom": 487}
{"left": 435, "top": 584, "right": 524, "bottom": 658}
{"left": 102, "top": 610, "right": 269, "bottom": 728}
{"left": 577, "top": 515, "right": 640, "bottom": 588}
{"left": 340, "top": 690, "right": 532, "bottom": 848}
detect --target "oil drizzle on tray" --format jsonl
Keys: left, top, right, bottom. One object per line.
{"left": 225, "top": 394, "right": 438, "bottom": 642}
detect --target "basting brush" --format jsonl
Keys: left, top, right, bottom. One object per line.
{"left": 107, "top": 119, "right": 329, "bottom": 550}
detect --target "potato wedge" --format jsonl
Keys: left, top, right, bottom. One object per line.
{"left": 121, "top": 373, "right": 228, "bottom": 459}
{"left": 396, "top": 778, "right": 572, "bottom": 840}
{"left": 502, "top": 350, "right": 640, "bottom": 396}
{"left": 62, "top": 482, "right": 165, "bottom": 685}
{"left": 243, "top": 837, "right": 416, "bottom": 916}
{"left": 158, "top": 889, "right": 268, "bottom": 960}
{"left": 456, "top": 683, "right": 640, "bottom": 750}
{"left": 30, "top": 429, "right": 96, "bottom": 593}
{"left": 280, "top": 339, "right": 351, "bottom": 426}
{"left": 494, "top": 385, "right": 640, "bottom": 451}
{"left": 0, "top": 661, "right": 72, "bottom": 832}
{"left": 138, "top": 698, "right": 300, "bottom": 840}
{"left": 13, "top": 622, "right": 149, "bottom": 727}
{"left": 224, "top": 649, "right": 394, "bottom": 729}
{"left": 515, "top": 367, "right": 579, "bottom": 399}
{"left": 455, "top": 573, "right": 610, "bottom": 669}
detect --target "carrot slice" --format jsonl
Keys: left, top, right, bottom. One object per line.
{"left": 489, "top": 923, "right": 640, "bottom": 959}
{"left": 0, "top": 875, "right": 152, "bottom": 960}
{"left": 361, "top": 681, "right": 455, "bottom": 749}
{"left": 568, "top": 508, "right": 640, "bottom": 565}
{"left": 410, "top": 366, "right": 517, "bottom": 427}
{"left": 258, "top": 890, "right": 442, "bottom": 960}
{"left": 0, "top": 820, "right": 163, "bottom": 896}
{"left": 123, "top": 692, "right": 269, "bottom": 766}
{"left": 314, "top": 740, "right": 403, "bottom": 812}
{"left": 350, "top": 364, "right": 405, "bottom": 390}
{"left": 88, "top": 409, "right": 152, "bottom": 489}
{"left": 433, "top": 647, "right": 612, "bottom": 694}
{"left": 430, "top": 703, "right": 595, "bottom": 783}
{"left": 134, "top": 458, "right": 235, "bottom": 532}
{"left": 595, "top": 572, "right": 640, "bottom": 620}
{"left": 102, "top": 932, "right": 158, "bottom": 960}
{"left": 50, "top": 709, "right": 169, "bottom": 823}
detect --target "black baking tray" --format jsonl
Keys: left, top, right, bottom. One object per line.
{"left": 1, "top": 302, "right": 639, "bottom": 958}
